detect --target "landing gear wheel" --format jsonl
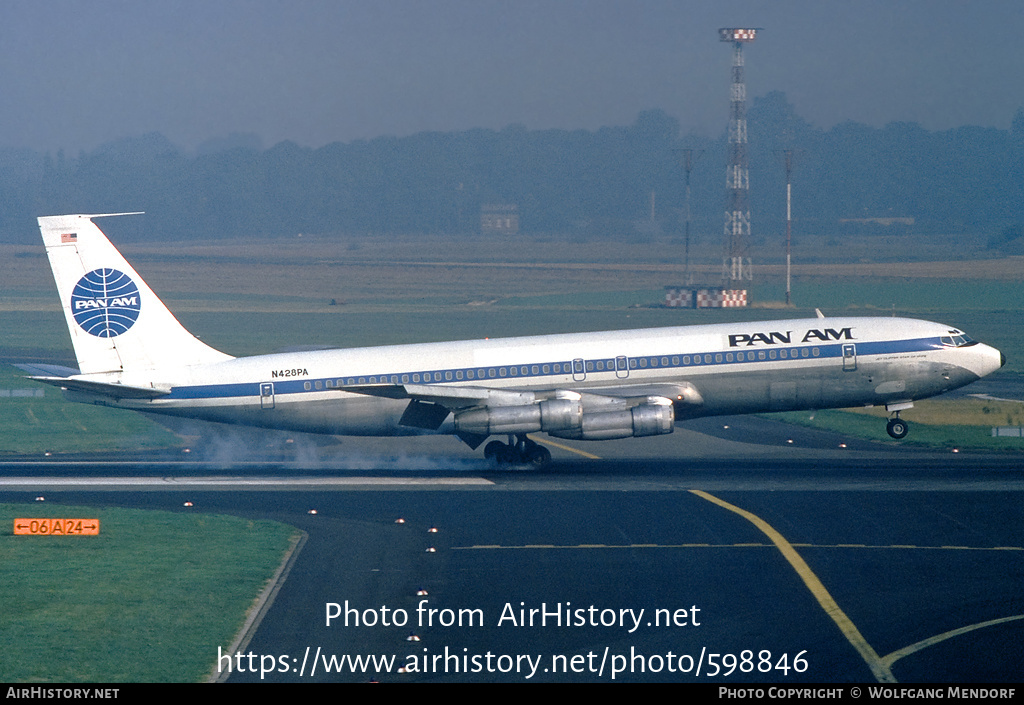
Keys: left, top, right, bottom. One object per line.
{"left": 886, "top": 417, "right": 909, "bottom": 440}
{"left": 524, "top": 444, "right": 552, "bottom": 469}
{"left": 483, "top": 440, "right": 507, "bottom": 461}
{"left": 483, "top": 436, "right": 552, "bottom": 468}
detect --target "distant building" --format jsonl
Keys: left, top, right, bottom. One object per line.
{"left": 481, "top": 204, "right": 519, "bottom": 235}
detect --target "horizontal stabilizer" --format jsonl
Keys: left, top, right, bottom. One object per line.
{"left": 14, "top": 363, "right": 81, "bottom": 378}
{"left": 28, "top": 376, "right": 171, "bottom": 399}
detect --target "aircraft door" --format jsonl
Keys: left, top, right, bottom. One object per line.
{"left": 842, "top": 344, "right": 857, "bottom": 371}
{"left": 615, "top": 356, "right": 629, "bottom": 379}
{"left": 572, "top": 358, "right": 586, "bottom": 382}
{"left": 260, "top": 382, "right": 275, "bottom": 409}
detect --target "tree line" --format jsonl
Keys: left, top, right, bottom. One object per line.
{"left": 1, "top": 92, "right": 1022, "bottom": 246}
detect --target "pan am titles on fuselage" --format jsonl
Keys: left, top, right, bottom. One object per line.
{"left": 23, "top": 214, "right": 1006, "bottom": 467}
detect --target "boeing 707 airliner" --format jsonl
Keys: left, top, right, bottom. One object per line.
{"left": 23, "top": 214, "right": 1005, "bottom": 466}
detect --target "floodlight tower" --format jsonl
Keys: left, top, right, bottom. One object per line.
{"left": 719, "top": 28, "right": 759, "bottom": 283}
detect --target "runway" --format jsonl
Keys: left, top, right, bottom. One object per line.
{"left": 2, "top": 416, "right": 1023, "bottom": 683}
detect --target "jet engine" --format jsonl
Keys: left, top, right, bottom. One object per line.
{"left": 453, "top": 398, "right": 674, "bottom": 440}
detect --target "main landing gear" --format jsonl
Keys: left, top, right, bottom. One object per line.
{"left": 484, "top": 434, "right": 552, "bottom": 468}
{"left": 886, "top": 414, "right": 909, "bottom": 440}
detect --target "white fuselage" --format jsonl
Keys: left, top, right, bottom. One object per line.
{"left": 72, "top": 316, "right": 1004, "bottom": 440}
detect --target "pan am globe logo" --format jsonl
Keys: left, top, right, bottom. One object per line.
{"left": 71, "top": 268, "right": 142, "bottom": 337}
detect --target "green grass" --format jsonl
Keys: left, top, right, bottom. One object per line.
{"left": 0, "top": 503, "right": 299, "bottom": 682}
{"left": 770, "top": 409, "right": 1024, "bottom": 451}
{"left": 0, "top": 366, "right": 182, "bottom": 456}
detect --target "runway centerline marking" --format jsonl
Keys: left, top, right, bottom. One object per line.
{"left": 688, "top": 489, "right": 897, "bottom": 684}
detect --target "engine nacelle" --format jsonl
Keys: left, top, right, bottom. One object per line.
{"left": 549, "top": 403, "right": 674, "bottom": 441}
{"left": 454, "top": 398, "right": 583, "bottom": 436}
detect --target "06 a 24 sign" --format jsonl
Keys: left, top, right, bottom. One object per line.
{"left": 14, "top": 518, "right": 100, "bottom": 536}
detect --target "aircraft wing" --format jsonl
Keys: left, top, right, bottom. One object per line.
{"left": 339, "top": 381, "right": 703, "bottom": 435}
{"left": 340, "top": 383, "right": 536, "bottom": 407}
{"left": 341, "top": 381, "right": 702, "bottom": 407}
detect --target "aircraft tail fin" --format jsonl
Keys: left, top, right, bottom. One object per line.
{"left": 37, "top": 213, "right": 233, "bottom": 376}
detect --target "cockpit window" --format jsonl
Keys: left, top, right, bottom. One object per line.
{"left": 940, "top": 334, "right": 976, "bottom": 347}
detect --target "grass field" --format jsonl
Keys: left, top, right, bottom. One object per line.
{"left": 771, "top": 397, "right": 1024, "bottom": 452}
{"left": 0, "top": 503, "right": 299, "bottom": 682}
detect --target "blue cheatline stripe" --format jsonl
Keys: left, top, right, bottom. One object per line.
{"left": 160, "top": 337, "right": 942, "bottom": 402}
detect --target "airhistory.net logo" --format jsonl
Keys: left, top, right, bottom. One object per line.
{"left": 70, "top": 268, "right": 141, "bottom": 337}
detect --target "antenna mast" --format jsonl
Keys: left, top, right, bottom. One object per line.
{"left": 719, "top": 28, "right": 759, "bottom": 284}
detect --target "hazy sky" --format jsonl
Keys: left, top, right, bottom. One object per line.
{"left": 2, "top": 0, "right": 1022, "bottom": 153}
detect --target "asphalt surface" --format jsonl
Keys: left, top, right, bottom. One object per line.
{"left": 2, "top": 413, "right": 1022, "bottom": 684}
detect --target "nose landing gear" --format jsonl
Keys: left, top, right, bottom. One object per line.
{"left": 886, "top": 414, "right": 909, "bottom": 440}
{"left": 484, "top": 434, "right": 552, "bottom": 468}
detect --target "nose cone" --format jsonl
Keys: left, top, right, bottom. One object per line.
{"left": 974, "top": 343, "right": 1004, "bottom": 379}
